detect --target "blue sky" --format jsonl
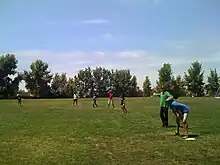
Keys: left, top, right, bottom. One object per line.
{"left": 1, "top": 0, "right": 220, "bottom": 89}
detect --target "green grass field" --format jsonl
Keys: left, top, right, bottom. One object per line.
{"left": 0, "top": 97, "right": 220, "bottom": 165}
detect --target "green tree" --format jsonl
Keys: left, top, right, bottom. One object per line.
{"left": 108, "top": 69, "right": 116, "bottom": 93}
{"left": 23, "top": 60, "right": 53, "bottom": 97}
{"left": 75, "top": 67, "right": 93, "bottom": 97}
{"left": 170, "top": 75, "right": 186, "bottom": 97}
{"left": 51, "top": 73, "right": 68, "bottom": 97}
{"left": 60, "top": 67, "right": 141, "bottom": 97}
{"left": 58, "top": 73, "right": 68, "bottom": 96}
{"left": 0, "top": 54, "right": 22, "bottom": 98}
{"left": 85, "top": 67, "right": 94, "bottom": 97}
{"left": 92, "top": 67, "right": 102, "bottom": 96}
{"left": 92, "top": 67, "right": 112, "bottom": 97}
{"left": 129, "top": 75, "right": 138, "bottom": 96}
{"left": 206, "top": 68, "right": 220, "bottom": 96}
{"left": 143, "top": 76, "right": 152, "bottom": 97}
{"left": 73, "top": 75, "right": 80, "bottom": 95}
{"left": 8, "top": 73, "right": 23, "bottom": 96}
{"left": 136, "top": 87, "right": 144, "bottom": 97}
{"left": 66, "top": 77, "right": 76, "bottom": 97}
{"left": 51, "top": 73, "right": 60, "bottom": 96}
{"left": 18, "top": 89, "right": 31, "bottom": 97}
{"left": 157, "top": 63, "right": 173, "bottom": 89}
{"left": 102, "top": 68, "right": 113, "bottom": 95}
{"left": 113, "top": 69, "right": 132, "bottom": 96}
{"left": 184, "top": 61, "right": 205, "bottom": 96}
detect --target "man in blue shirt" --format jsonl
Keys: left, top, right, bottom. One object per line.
{"left": 166, "top": 97, "right": 189, "bottom": 139}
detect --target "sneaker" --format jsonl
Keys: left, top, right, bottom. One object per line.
{"left": 182, "top": 136, "right": 189, "bottom": 139}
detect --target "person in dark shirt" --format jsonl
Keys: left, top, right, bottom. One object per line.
{"left": 17, "top": 94, "right": 22, "bottom": 106}
{"left": 120, "top": 92, "right": 127, "bottom": 113}
{"left": 92, "top": 94, "right": 98, "bottom": 108}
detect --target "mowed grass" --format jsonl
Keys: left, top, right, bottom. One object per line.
{"left": 0, "top": 97, "right": 220, "bottom": 165}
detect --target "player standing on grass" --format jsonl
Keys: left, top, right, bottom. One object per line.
{"left": 120, "top": 92, "right": 127, "bottom": 113}
{"left": 166, "top": 97, "right": 189, "bottom": 139}
{"left": 107, "top": 90, "right": 114, "bottom": 109}
{"left": 17, "top": 93, "right": 22, "bottom": 107}
{"left": 154, "top": 86, "right": 173, "bottom": 127}
{"left": 92, "top": 94, "right": 98, "bottom": 108}
{"left": 73, "top": 93, "right": 78, "bottom": 106}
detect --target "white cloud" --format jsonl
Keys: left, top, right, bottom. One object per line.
{"left": 82, "top": 19, "right": 109, "bottom": 24}
{"left": 14, "top": 49, "right": 220, "bottom": 91}
{"left": 94, "top": 51, "right": 105, "bottom": 57}
{"left": 117, "top": 51, "right": 140, "bottom": 58}
{"left": 15, "top": 50, "right": 95, "bottom": 58}
{"left": 44, "top": 19, "right": 109, "bottom": 27}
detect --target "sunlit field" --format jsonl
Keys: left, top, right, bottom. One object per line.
{"left": 0, "top": 97, "right": 220, "bottom": 165}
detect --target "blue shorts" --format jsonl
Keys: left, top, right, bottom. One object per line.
{"left": 183, "top": 107, "right": 189, "bottom": 113}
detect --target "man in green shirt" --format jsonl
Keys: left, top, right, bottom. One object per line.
{"left": 154, "top": 86, "right": 173, "bottom": 127}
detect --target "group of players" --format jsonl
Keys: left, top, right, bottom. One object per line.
{"left": 72, "top": 90, "right": 127, "bottom": 113}
{"left": 72, "top": 87, "right": 190, "bottom": 139}
{"left": 17, "top": 86, "right": 190, "bottom": 139}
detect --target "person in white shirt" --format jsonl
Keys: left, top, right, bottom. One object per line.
{"left": 73, "top": 93, "right": 78, "bottom": 106}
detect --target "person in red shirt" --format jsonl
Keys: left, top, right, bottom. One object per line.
{"left": 107, "top": 90, "right": 114, "bottom": 109}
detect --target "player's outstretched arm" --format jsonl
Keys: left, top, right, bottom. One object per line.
{"left": 153, "top": 92, "right": 160, "bottom": 96}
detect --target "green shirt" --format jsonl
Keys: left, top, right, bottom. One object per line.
{"left": 156, "top": 91, "right": 173, "bottom": 107}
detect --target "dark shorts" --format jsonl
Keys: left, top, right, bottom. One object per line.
{"left": 121, "top": 100, "right": 124, "bottom": 105}
{"left": 73, "top": 99, "right": 77, "bottom": 102}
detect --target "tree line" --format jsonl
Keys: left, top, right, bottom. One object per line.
{"left": 0, "top": 54, "right": 219, "bottom": 98}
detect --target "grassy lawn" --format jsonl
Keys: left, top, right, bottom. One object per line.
{"left": 0, "top": 97, "right": 220, "bottom": 165}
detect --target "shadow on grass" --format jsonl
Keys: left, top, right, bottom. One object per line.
{"left": 120, "top": 114, "right": 132, "bottom": 122}
{"left": 167, "top": 125, "right": 183, "bottom": 128}
{"left": 167, "top": 125, "right": 192, "bottom": 130}
{"left": 198, "top": 131, "right": 214, "bottom": 135}
{"left": 182, "top": 134, "right": 200, "bottom": 138}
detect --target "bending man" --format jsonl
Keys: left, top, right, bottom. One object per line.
{"left": 166, "top": 97, "right": 189, "bottom": 139}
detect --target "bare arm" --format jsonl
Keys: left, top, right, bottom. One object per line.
{"left": 166, "top": 91, "right": 173, "bottom": 98}
{"left": 153, "top": 92, "right": 160, "bottom": 96}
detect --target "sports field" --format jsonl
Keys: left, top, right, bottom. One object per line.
{"left": 0, "top": 97, "right": 220, "bottom": 165}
